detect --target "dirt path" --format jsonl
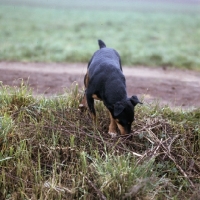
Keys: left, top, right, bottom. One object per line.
{"left": 0, "top": 62, "right": 200, "bottom": 109}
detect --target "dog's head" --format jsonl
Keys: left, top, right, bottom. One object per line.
{"left": 112, "top": 96, "right": 142, "bottom": 135}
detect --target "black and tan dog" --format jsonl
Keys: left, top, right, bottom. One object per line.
{"left": 80, "top": 40, "right": 142, "bottom": 137}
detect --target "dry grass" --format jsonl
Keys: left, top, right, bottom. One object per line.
{"left": 0, "top": 82, "right": 200, "bottom": 199}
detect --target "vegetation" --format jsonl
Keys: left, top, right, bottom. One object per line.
{"left": 0, "top": 1, "right": 199, "bottom": 199}
{"left": 0, "top": 82, "right": 199, "bottom": 199}
{"left": 0, "top": 0, "right": 200, "bottom": 69}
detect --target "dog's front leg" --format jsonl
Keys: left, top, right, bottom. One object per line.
{"left": 108, "top": 112, "right": 117, "bottom": 138}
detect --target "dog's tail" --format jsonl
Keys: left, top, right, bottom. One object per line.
{"left": 98, "top": 39, "right": 106, "bottom": 49}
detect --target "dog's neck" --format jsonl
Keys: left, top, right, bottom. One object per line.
{"left": 103, "top": 85, "right": 128, "bottom": 109}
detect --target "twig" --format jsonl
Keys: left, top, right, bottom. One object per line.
{"left": 85, "top": 176, "right": 107, "bottom": 200}
{"left": 146, "top": 128, "right": 195, "bottom": 188}
{"left": 135, "top": 139, "right": 163, "bottom": 166}
{"left": 161, "top": 142, "right": 195, "bottom": 188}
{"left": 168, "top": 135, "right": 179, "bottom": 152}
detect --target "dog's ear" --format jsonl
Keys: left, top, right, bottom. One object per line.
{"left": 113, "top": 101, "right": 125, "bottom": 117}
{"left": 130, "top": 96, "right": 143, "bottom": 106}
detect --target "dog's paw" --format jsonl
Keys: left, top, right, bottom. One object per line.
{"left": 78, "top": 104, "right": 86, "bottom": 112}
{"left": 79, "top": 103, "right": 84, "bottom": 108}
{"left": 108, "top": 132, "right": 117, "bottom": 138}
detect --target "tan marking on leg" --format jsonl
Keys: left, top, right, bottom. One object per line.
{"left": 116, "top": 123, "right": 127, "bottom": 135}
{"left": 108, "top": 112, "right": 117, "bottom": 137}
{"left": 79, "top": 93, "right": 87, "bottom": 110}
{"left": 92, "top": 94, "right": 102, "bottom": 101}
{"left": 84, "top": 70, "right": 89, "bottom": 88}
{"left": 79, "top": 70, "right": 89, "bottom": 110}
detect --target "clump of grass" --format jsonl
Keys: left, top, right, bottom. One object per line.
{"left": 0, "top": 82, "right": 199, "bottom": 199}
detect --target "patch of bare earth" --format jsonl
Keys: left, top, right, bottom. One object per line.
{"left": 0, "top": 62, "right": 200, "bottom": 109}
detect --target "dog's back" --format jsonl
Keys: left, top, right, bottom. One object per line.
{"left": 88, "top": 40, "right": 122, "bottom": 72}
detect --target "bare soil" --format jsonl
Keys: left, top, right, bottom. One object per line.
{"left": 0, "top": 62, "right": 200, "bottom": 109}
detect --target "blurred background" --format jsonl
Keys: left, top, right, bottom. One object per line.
{"left": 0, "top": 0, "right": 200, "bottom": 69}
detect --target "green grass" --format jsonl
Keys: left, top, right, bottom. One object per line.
{"left": 0, "top": 0, "right": 200, "bottom": 69}
{"left": 0, "top": 81, "right": 200, "bottom": 199}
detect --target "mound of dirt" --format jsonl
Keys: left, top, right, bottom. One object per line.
{"left": 0, "top": 62, "right": 200, "bottom": 109}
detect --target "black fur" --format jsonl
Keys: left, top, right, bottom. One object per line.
{"left": 98, "top": 39, "right": 106, "bottom": 49}
{"left": 85, "top": 40, "right": 142, "bottom": 135}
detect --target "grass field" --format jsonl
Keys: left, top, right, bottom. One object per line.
{"left": 0, "top": 0, "right": 200, "bottom": 69}
{"left": 0, "top": 1, "right": 200, "bottom": 199}
{"left": 0, "top": 82, "right": 199, "bottom": 199}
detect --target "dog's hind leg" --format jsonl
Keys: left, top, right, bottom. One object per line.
{"left": 79, "top": 72, "right": 89, "bottom": 110}
{"left": 87, "top": 95, "right": 96, "bottom": 122}
{"left": 79, "top": 91, "right": 87, "bottom": 111}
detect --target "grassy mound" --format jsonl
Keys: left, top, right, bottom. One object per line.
{"left": 0, "top": 82, "right": 199, "bottom": 199}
